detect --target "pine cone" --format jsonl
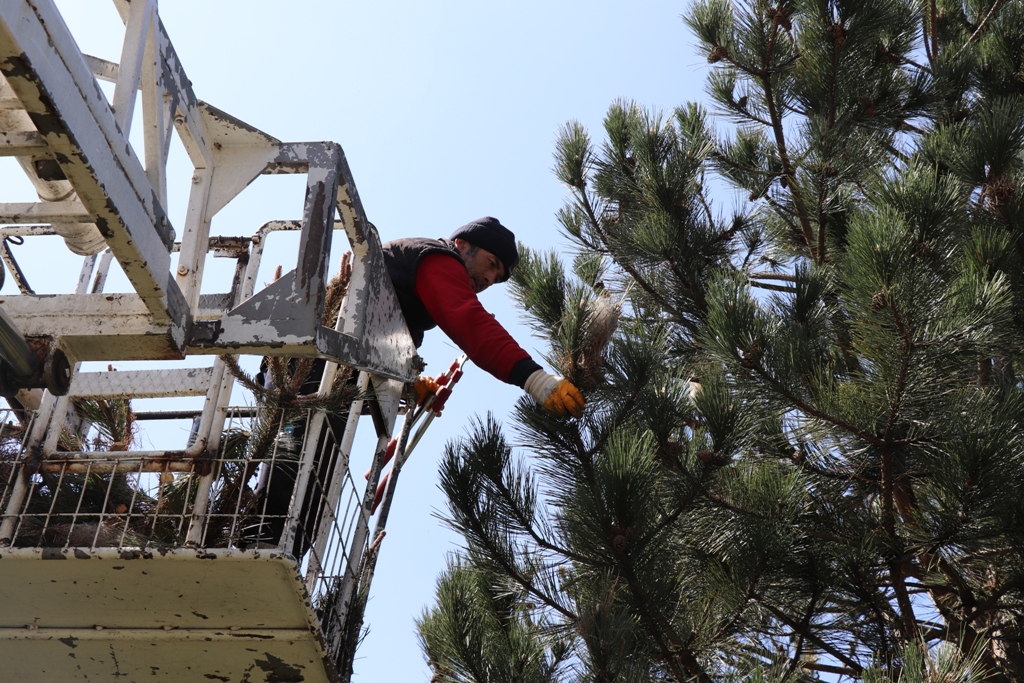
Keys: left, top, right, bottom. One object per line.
{"left": 708, "top": 45, "right": 729, "bottom": 63}
{"left": 871, "top": 290, "right": 888, "bottom": 311}
{"left": 878, "top": 42, "right": 900, "bottom": 64}
{"left": 658, "top": 440, "right": 684, "bottom": 467}
{"left": 613, "top": 534, "right": 629, "bottom": 552}
{"left": 768, "top": 6, "right": 792, "bottom": 30}
{"left": 828, "top": 23, "right": 847, "bottom": 49}
{"left": 859, "top": 97, "right": 875, "bottom": 119}
{"left": 741, "top": 340, "right": 762, "bottom": 367}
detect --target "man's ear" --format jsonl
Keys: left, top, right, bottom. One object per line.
{"left": 453, "top": 237, "right": 469, "bottom": 254}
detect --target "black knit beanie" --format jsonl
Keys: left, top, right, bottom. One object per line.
{"left": 450, "top": 216, "right": 519, "bottom": 282}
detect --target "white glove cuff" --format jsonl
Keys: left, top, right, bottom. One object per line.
{"left": 524, "top": 369, "right": 561, "bottom": 405}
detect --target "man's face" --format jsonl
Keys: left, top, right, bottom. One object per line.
{"left": 455, "top": 239, "right": 505, "bottom": 293}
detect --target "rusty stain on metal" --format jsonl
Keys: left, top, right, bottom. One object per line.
{"left": 254, "top": 652, "right": 306, "bottom": 682}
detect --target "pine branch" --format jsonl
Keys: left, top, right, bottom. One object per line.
{"left": 750, "top": 281, "right": 796, "bottom": 293}
{"left": 741, "top": 359, "right": 883, "bottom": 446}
{"left": 757, "top": 35, "right": 817, "bottom": 261}
{"left": 755, "top": 598, "right": 865, "bottom": 674}
{"left": 620, "top": 557, "right": 713, "bottom": 683}
{"left": 929, "top": 0, "right": 939, "bottom": 62}
{"left": 782, "top": 586, "right": 816, "bottom": 681}
{"left": 576, "top": 189, "right": 692, "bottom": 326}
{"left": 955, "top": 0, "right": 1004, "bottom": 60}
{"left": 487, "top": 467, "right": 587, "bottom": 565}
{"left": 748, "top": 271, "right": 798, "bottom": 282}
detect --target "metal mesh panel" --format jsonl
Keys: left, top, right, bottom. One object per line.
{"left": 0, "top": 404, "right": 375, "bottom": 661}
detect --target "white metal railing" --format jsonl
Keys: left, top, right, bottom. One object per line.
{"left": 0, "top": 3, "right": 422, "bottom": 680}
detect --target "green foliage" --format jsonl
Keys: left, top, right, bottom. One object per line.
{"left": 418, "top": 557, "right": 570, "bottom": 683}
{"left": 421, "top": 0, "right": 1024, "bottom": 681}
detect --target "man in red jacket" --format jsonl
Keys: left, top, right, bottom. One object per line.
{"left": 247, "top": 218, "right": 584, "bottom": 554}
{"left": 382, "top": 216, "right": 584, "bottom": 416}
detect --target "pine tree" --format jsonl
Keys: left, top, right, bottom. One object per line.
{"left": 420, "top": 0, "right": 1024, "bottom": 681}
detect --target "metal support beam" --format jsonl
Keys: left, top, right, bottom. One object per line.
{"left": 0, "top": 0, "right": 186, "bottom": 327}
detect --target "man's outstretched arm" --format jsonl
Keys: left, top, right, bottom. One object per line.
{"left": 414, "top": 253, "right": 584, "bottom": 416}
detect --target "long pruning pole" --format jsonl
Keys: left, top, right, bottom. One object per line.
{"left": 366, "top": 354, "right": 469, "bottom": 514}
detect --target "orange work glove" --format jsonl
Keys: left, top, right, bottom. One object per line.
{"left": 414, "top": 376, "right": 440, "bottom": 405}
{"left": 524, "top": 370, "right": 585, "bottom": 417}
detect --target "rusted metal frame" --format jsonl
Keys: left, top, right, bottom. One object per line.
{"left": 84, "top": 41, "right": 183, "bottom": 195}
{"left": 182, "top": 261, "right": 252, "bottom": 547}
{"left": 0, "top": 626, "right": 318, "bottom": 642}
{"left": 0, "top": 228, "right": 246, "bottom": 360}
{"left": 160, "top": 344, "right": 229, "bottom": 462}
{"left": 28, "top": 253, "right": 112, "bottom": 489}
{"left": 279, "top": 410, "right": 330, "bottom": 558}
{"left": 304, "top": 371, "right": 370, "bottom": 595}
{"left": 192, "top": 143, "right": 343, "bottom": 355}
{"left": 242, "top": 220, "right": 301, "bottom": 298}
{"left": 113, "top": 0, "right": 212, "bottom": 169}
{"left": 0, "top": 227, "right": 47, "bottom": 295}
{"left": 175, "top": 166, "right": 214, "bottom": 315}
{"left": 0, "top": 393, "right": 64, "bottom": 544}
{"left": 187, "top": 413, "right": 228, "bottom": 546}
{"left": 116, "top": 460, "right": 146, "bottom": 548}
{"left": 33, "top": 456, "right": 66, "bottom": 545}
{"left": 331, "top": 151, "right": 418, "bottom": 382}
{"left": 35, "top": 453, "right": 198, "bottom": 474}
{"left": 292, "top": 144, "right": 341, "bottom": 320}
{"left": 110, "top": 0, "right": 154, "bottom": 136}
{"left": 179, "top": 151, "right": 415, "bottom": 377}
{"left": 0, "top": 237, "right": 103, "bottom": 544}
{"left": 282, "top": 352, "right": 352, "bottom": 561}
{"left": 329, "top": 375, "right": 403, "bottom": 660}
{"left": 35, "top": 248, "right": 150, "bottom": 466}
{"left": 196, "top": 258, "right": 252, "bottom": 459}
{"left": 0, "top": 128, "right": 46, "bottom": 154}
{"left": 140, "top": 3, "right": 171, "bottom": 209}
{"left": 87, "top": 458, "right": 122, "bottom": 549}
{"left": 0, "top": 293, "right": 179, "bottom": 362}
{"left": 0, "top": 0, "right": 184, "bottom": 327}
{"left": 83, "top": 54, "right": 119, "bottom": 84}
{"left": 352, "top": 383, "right": 417, "bottom": 621}
{"left": 171, "top": 102, "right": 277, "bottom": 316}
{"left": 75, "top": 250, "right": 100, "bottom": 295}
{"left": 185, "top": 355, "right": 237, "bottom": 530}
{"left": 0, "top": 200, "right": 90, "bottom": 222}
{"left": 90, "top": 249, "right": 115, "bottom": 293}
{"left": 181, "top": 221, "right": 301, "bottom": 326}
{"left": 0, "top": 303, "right": 37, "bottom": 378}
{"left": 205, "top": 407, "right": 262, "bottom": 547}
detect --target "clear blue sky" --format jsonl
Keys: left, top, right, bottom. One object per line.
{"left": 2, "top": 2, "right": 710, "bottom": 680}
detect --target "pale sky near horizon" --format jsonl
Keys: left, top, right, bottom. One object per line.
{"left": 2, "top": 2, "right": 711, "bottom": 680}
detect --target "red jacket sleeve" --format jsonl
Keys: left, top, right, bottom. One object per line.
{"left": 415, "top": 252, "right": 532, "bottom": 383}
